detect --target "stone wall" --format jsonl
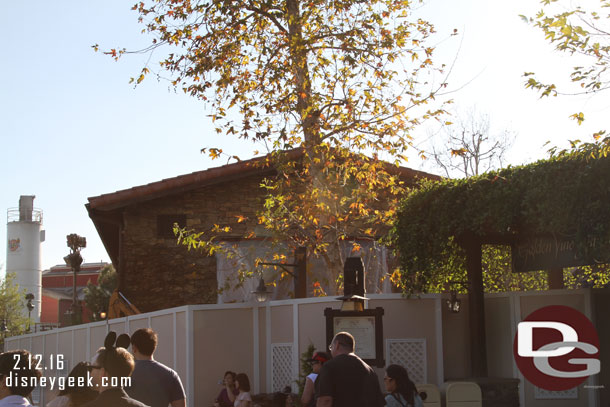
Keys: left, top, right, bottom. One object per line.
{"left": 120, "top": 174, "right": 267, "bottom": 312}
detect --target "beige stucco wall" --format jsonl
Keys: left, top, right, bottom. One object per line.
{"left": 484, "top": 296, "right": 513, "bottom": 378}
{"left": 193, "top": 307, "right": 254, "bottom": 407}
{"left": 73, "top": 328, "right": 88, "bottom": 362}
{"left": 370, "top": 297, "right": 440, "bottom": 384}
{"left": 270, "top": 304, "right": 293, "bottom": 343}
{"left": 298, "top": 301, "right": 331, "bottom": 355}
{"left": 5, "top": 292, "right": 604, "bottom": 407}
{"left": 175, "top": 311, "right": 188, "bottom": 387}
{"left": 442, "top": 294, "right": 471, "bottom": 380}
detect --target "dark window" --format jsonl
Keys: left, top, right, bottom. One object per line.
{"left": 157, "top": 214, "right": 187, "bottom": 238}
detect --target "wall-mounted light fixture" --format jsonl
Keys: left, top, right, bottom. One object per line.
{"left": 252, "top": 277, "right": 271, "bottom": 303}
{"left": 446, "top": 281, "right": 468, "bottom": 313}
{"left": 252, "top": 247, "right": 306, "bottom": 302}
{"left": 446, "top": 290, "right": 461, "bottom": 313}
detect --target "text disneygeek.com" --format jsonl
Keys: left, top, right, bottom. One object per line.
{"left": 5, "top": 372, "right": 131, "bottom": 391}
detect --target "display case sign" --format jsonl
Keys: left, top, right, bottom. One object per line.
{"left": 324, "top": 307, "right": 384, "bottom": 367}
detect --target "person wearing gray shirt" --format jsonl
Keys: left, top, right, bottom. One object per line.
{"left": 127, "top": 329, "right": 186, "bottom": 407}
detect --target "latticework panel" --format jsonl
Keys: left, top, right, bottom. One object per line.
{"left": 272, "top": 343, "right": 294, "bottom": 392}
{"left": 386, "top": 339, "right": 427, "bottom": 384}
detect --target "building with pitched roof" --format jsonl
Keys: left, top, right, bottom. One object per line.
{"left": 87, "top": 151, "right": 438, "bottom": 312}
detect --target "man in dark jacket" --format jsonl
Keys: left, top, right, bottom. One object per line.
{"left": 316, "top": 332, "right": 384, "bottom": 407}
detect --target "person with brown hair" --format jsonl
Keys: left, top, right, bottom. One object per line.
{"left": 83, "top": 332, "right": 148, "bottom": 407}
{"left": 0, "top": 350, "right": 42, "bottom": 407}
{"left": 127, "top": 328, "right": 186, "bottom": 407}
{"left": 214, "top": 371, "right": 238, "bottom": 407}
{"left": 46, "top": 362, "right": 98, "bottom": 407}
{"left": 383, "top": 365, "right": 422, "bottom": 407}
{"left": 233, "top": 373, "right": 251, "bottom": 407}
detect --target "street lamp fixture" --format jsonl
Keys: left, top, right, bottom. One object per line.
{"left": 64, "top": 234, "right": 86, "bottom": 326}
{"left": 252, "top": 277, "right": 271, "bottom": 303}
{"left": 252, "top": 247, "right": 307, "bottom": 302}
{"left": 25, "top": 294, "right": 34, "bottom": 332}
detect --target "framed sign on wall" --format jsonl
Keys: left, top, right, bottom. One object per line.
{"left": 324, "top": 307, "right": 384, "bottom": 367}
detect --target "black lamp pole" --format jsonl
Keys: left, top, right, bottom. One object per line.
{"left": 63, "top": 234, "right": 86, "bottom": 326}
{"left": 0, "top": 319, "right": 8, "bottom": 352}
{"left": 25, "top": 294, "right": 34, "bottom": 332}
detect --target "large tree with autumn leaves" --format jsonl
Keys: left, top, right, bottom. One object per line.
{"left": 99, "top": 0, "right": 449, "bottom": 294}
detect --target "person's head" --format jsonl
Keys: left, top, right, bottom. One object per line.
{"left": 90, "top": 332, "right": 134, "bottom": 392}
{"left": 223, "top": 371, "right": 236, "bottom": 386}
{"left": 329, "top": 332, "right": 354, "bottom": 357}
{"left": 384, "top": 364, "right": 417, "bottom": 405}
{"left": 58, "top": 362, "right": 98, "bottom": 406}
{"left": 309, "top": 351, "right": 330, "bottom": 374}
{"left": 130, "top": 328, "right": 158, "bottom": 357}
{"left": 235, "top": 373, "right": 250, "bottom": 392}
{"left": 0, "top": 350, "right": 42, "bottom": 399}
{"left": 91, "top": 347, "right": 135, "bottom": 391}
{"left": 59, "top": 362, "right": 94, "bottom": 395}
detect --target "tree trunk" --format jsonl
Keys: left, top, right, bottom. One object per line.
{"left": 286, "top": 0, "right": 343, "bottom": 294}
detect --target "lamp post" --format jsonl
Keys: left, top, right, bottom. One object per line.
{"left": 0, "top": 320, "right": 8, "bottom": 352}
{"left": 63, "top": 234, "right": 86, "bottom": 326}
{"left": 25, "top": 294, "right": 34, "bottom": 332}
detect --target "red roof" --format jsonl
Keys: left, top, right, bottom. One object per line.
{"left": 87, "top": 149, "right": 438, "bottom": 211}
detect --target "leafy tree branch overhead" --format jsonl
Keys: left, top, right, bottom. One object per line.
{"left": 97, "top": 0, "right": 453, "bottom": 294}
{"left": 522, "top": 0, "right": 609, "bottom": 137}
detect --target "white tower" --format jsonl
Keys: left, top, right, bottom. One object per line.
{"left": 6, "top": 196, "right": 45, "bottom": 323}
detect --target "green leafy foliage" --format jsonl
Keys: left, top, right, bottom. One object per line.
{"left": 389, "top": 148, "right": 610, "bottom": 293}
{"left": 0, "top": 273, "right": 30, "bottom": 346}
{"left": 297, "top": 343, "right": 315, "bottom": 397}
{"left": 564, "top": 264, "right": 610, "bottom": 288}
{"left": 83, "top": 264, "right": 117, "bottom": 321}
{"left": 106, "top": 0, "right": 452, "bottom": 294}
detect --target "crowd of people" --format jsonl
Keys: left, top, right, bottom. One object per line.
{"left": 213, "top": 332, "right": 422, "bottom": 407}
{"left": 0, "top": 330, "right": 421, "bottom": 407}
{"left": 0, "top": 328, "right": 185, "bottom": 407}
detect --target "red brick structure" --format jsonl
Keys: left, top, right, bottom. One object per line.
{"left": 41, "top": 262, "right": 108, "bottom": 327}
{"left": 87, "top": 151, "right": 438, "bottom": 312}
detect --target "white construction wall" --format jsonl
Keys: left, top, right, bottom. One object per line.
{"left": 5, "top": 290, "right": 606, "bottom": 407}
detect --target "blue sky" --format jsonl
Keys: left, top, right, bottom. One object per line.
{"left": 1, "top": 0, "right": 607, "bottom": 272}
